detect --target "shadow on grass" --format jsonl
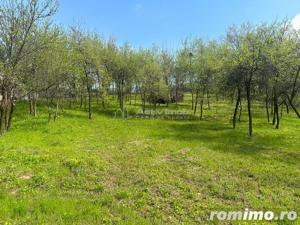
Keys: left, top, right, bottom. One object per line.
{"left": 92, "top": 107, "right": 118, "bottom": 118}
{"left": 150, "top": 120, "right": 300, "bottom": 165}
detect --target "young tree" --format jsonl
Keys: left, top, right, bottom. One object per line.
{"left": 70, "top": 27, "right": 103, "bottom": 119}
{"left": 0, "top": 0, "right": 57, "bottom": 133}
{"left": 226, "top": 24, "right": 263, "bottom": 136}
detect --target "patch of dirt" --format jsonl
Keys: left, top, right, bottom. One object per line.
{"left": 127, "top": 140, "right": 143, "bottom": 146}
{"left": 160, "top": 148, "right": 192, "bottom": 163}
{"left": 19, "top": 173, "right": 33, "bottom": 180}
{"left": 160, "top": 155, "right": 173, "bottom": 162}
{"left": 104, "top": 175, "right": 117, "bottom": 189}
{"left": 10, "top": 189, "right": 18, "bottom": 195}
{"left": 179, "top": 148, "right": 191, "bottom": 155}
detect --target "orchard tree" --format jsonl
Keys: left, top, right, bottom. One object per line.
{"left": 70, "top": 27, "right": 103, "bottom": 119}
{"left": 226, "top": 24, "right": 263, "bottom": 136}
{"left": 0, "top": 0, "right": 57, "bottom": 133}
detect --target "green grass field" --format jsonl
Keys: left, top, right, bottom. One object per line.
{"left": 0, "top": 97, "right": 299, "bottom": 224}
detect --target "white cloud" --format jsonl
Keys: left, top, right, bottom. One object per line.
{"left": 291, "top": 14, "right": 300, "bottom": 30}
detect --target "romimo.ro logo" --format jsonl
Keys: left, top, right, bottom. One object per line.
{"left": 209, "top": 209, "right": 297, "bottom": 221}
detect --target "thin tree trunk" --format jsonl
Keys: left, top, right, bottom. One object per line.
{"left": 141, "top": 93, "right": 146, "bottom": 114}
{"left": 193, "top": 91, "right": 199, "bottom": 115}
{"left": 54, "top": 101, "right": 59, "bottom": 121}
{"left": 215, "top": 94, "right": 219, "bottom": 115}
{"left": 287, "top": 96, "right": 300, "bottom": 118}
{"left": 88, "top": 90, "right": 92, "bottom": 119}
{"left": 33, "top": 94, "right": 37, "bottom": 117}
{"left": 0, "top": 91, "right": 8, "bottom": 134}
{"left": 246, "top": 84, "right": 253, "bottom": 136}
{"left": 0, "top": 107, "right": 5, "bottom": 134}
{"left": 61, "top": 97, "right": 64, "bottom": 112}
{"left": 6, "top": 100, "right": 15, "bottom": 131}
{"left": 271, "top": 99, "right": 274, "bottom": 115}
{"left": 29, "top": 94, "right": 33, "bottom": 115}
{"left": 233, "top": 88, "right": 241, "bottom": 128}
{"left": 47, "top": 96, "right": 52, "bottom": 123}
{"left": 200, "top": 90, "right": 205, "bottom": 120}
{"left": 207, "top": 91, "right": 210, "bottom": 110}
{"left": 200, "top": 97, "right": 204, "bottom": 120}
{"left": 238, "top": 99, "right": 242, "bottom": 122}
{"left": 275, "top": 104, "right": 280, "bottom": 129}
{"left": 274, "top": 94, "right": 280, "bottom": 129}
{"left": 80, "top": 92, "right": 83, "bottom": 108}
{"left": 284, "top": 101, "right": 289, "bottom": 114}
{"left": 191, "top": 92, "right": 194, "bottom": 110}
{"left": 265, "top": 94, "right": 270, "bottom": 123}
{"left": 96, "top": 91, "right": 99, "bottom": 105}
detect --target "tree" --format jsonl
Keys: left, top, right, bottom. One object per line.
{"left": 226, "top": 24, "right": 263, "bottom": 136}
{"left": 0, "top": 0, "right": 57, "bottom": 133}
{"left": 70, "top": 27, "right": 103, "bottom": 119}
{"left": 135, "top": 49, "right": 163, "bottom": 113}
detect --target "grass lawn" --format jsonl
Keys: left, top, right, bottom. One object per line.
{"left": 0, "top": 98, "right": 299, "bottom": 224}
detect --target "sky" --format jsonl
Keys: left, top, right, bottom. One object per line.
{"left": 54, "top": 0, "right": 300, "bottom": 49}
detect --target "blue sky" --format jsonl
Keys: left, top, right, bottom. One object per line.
{"left": 54, "top": 0, "right": 300, "bottom": 48}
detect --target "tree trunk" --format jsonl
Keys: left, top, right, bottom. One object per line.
{"left": 289, "top": 102, "right": 300, "bottom": 118}
{"left": 61, "top": 97, "right": 64, "bottom": 112}
{"left": 118, "top": 80, "right": 125, "bottom": 118}
{"left": 54, "top": 101, "right": 59, "bottom": 122}
{"left": 287, "top": 96, "right": 300, "bottom": 118}
{"left": 47, "top": 97, "right": 52, "bottom": 123}
{"left": 272, "top": 91, "right": 276, "bottom": 125}
{"left": 191, "top": 92, "right": 194, "bottom": 110}
{"left": 238, "top": 100, "right": 242, "bottom": 122}
{"left": 80, "top": 92, "right": 83, "bottom": 108}
{"left": 274, "top": 94, "right": 280, "bottom": 129}
{"left": 265, "top": 95, "right": 270, "bottom": 123}
{"left": 284, "top": 101, "right": 289, "bottom": 114}
{"left": 200, "top": 90, "right": 205, "bottom": 120}
{"left": 215, "top": 94, "right": 219, "bottom": 115}
{"left": 275, "top": 104, "right": 280, "bottom": 129}
{"left": 6, "top": 99, "right": 15, "bottom": 131}
{"left": 141, "top": 93, "right": 146, "bottom": 114}
{"left": 129, "top": 92, "right": 132, "bottom": 105}
{"left": 246, "top": 84, "right": 253, "bottom": 136}
{"left": 233, "top": 88, "right": 241, "bottom": 128}
{"left": 271, "top": 99, "right": 274, "bottom": 115}
{"left": 200, "top": 97, "right": 204, "bottom": 120}
{"left": 84, "top": 95, "right": 87, "bottom": 110}
{"left": 88, "top": 90, "right": 92, "bottom": 119}
{"left": 33, "top": 94, "right": 37, "bottom": 117}
{"left": 0, "top": 106, "right": 6, "bottom": 134}
{"left": 0, "top": 91, "right": 8, "bottom": 134}
{"left": 96, "top": 91, "right": 99, "bottom": 105}
{"left": 193, "top": 92, "right": 199, "bottom": 115}
{"left": 207, "top": 91, "right": 210, "bottom": 110}
{"left": 29, "top": 94, "right": 33, "bottom": 115}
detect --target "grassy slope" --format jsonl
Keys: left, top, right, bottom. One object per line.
{"left": 0, "top": 97, "right": 299, "bottom": 225}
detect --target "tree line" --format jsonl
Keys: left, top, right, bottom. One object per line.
{"left": 0, "top": 0, "right": 299, "bottom": 136}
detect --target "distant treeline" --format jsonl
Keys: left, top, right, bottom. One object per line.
{"left": 0, "top": 0, "right": 299, "bottom": 136}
